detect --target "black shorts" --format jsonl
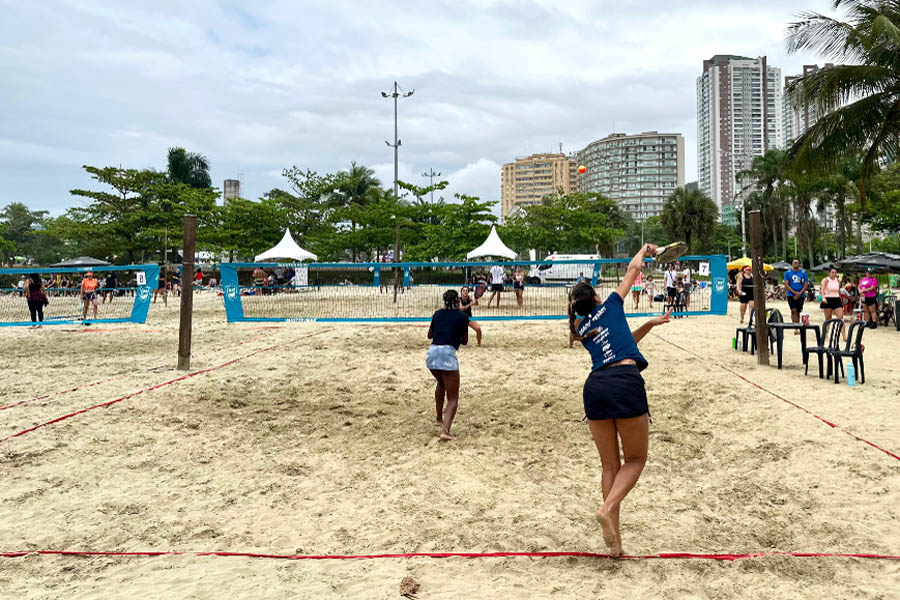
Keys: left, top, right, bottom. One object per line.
{"left": 490, "top": 283, "right": 503, "bottom": 292}
{"left": 864, "top": 296, "right": 877, "bottom": 306}
{"left": 513, "top": 281, "right": 523, "bottom": 290}
{"left": 158, "top": 280, "right": 166, "bottom": 290}
{"left": 583, "top": 364, "right": 649, "bottom": 420}
{"left": 739, "top": 290, "right": 754, "bottom": 304}
{"left": 787, "top": 295, "right": 805, "bottom": 311}
{"left": 824, "top": 297, "right": 842, "bottom": 310}
{"left": 666, "top": 286, "right": 676, "bottom": 299}
{"left": 82, "top": 292, "right": 97, "bottom": 302}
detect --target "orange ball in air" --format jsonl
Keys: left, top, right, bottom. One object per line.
{"left": 577, "top": 165, "right": 586, "bottom": 174}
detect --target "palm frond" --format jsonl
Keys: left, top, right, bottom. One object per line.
{"left": 785, "top": 64, "right": 898, "bottom": 114}
{"left": 787, "top": 12, "right": 861, "bottom": 60}
{"left": 789, "top": 92, "right": 899, "bottom": 171}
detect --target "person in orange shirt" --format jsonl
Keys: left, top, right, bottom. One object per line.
{"left": 81, "top": 271, "right": 100, "bottom": 320}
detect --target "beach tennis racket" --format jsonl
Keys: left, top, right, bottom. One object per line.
{"left": 653, "top": 241, "right": 688, "bottom": 263}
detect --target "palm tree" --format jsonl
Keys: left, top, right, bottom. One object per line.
{"left": 738, "top": 149, "right": 791, "bottom": 260}
{"left": 786, "top": 0, "right": 900, "bottom": 210}
{"left": 167, "top": 147, "right": 211, "bottom": 189}
{"left": 332, "top": 162, "right": 383, "bottom": 260}
{"left": 660, "top": 187, "right": 718, "bottom": 252}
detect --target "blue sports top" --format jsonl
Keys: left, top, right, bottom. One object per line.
{"left": 576, "top": 292, "right": 648, "bottom": 372}
{"left": 783, "top": 268, "right": 809, "bottom": 292}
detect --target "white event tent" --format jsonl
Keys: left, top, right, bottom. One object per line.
{"left": 254, "top": 229, "right": 317, "bottom": 262}
{"left": 466, "top": 226, "right": 516, "bottom": 260}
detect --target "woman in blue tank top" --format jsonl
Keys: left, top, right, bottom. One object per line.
{"left": 569, "top": 243, "right": 673, "bottom": 557}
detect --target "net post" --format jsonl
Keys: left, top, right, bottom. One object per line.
{"left": 749, "top": 210, "right": 769, "bottom": 365}
{"left": 177, "top": 215, "right": 197, "bottom": 371}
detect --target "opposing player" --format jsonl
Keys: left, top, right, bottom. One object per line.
{"left": 81, "top": 271, "right": 100, "bottom": 320}
{"left": 569, "top": 243, "right": 673, "bottom": 557}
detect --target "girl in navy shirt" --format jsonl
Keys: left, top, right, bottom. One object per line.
{"left": 569, "top": 243, "right": 672, "bottom": 557}
{"left": 427, "top": 290, "right": 469, "bottom": 441}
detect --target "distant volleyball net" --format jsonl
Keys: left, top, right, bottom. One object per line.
{"left": 219, "top": 257, "right": 727, "bottom": 323}
{"left": 0, "top": 264, "right": 159, "bottom": 327}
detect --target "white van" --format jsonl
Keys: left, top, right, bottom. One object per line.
{"left": 529, "top": 253, "right": 601, "bottom": 284}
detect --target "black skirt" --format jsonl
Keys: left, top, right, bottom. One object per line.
{"left": 583, "top": 364, "right": 649, "bottom": 420}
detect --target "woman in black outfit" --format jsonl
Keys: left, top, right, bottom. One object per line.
{"left": 736, "top": 265, "right": 754, "bottom": 323}
{"left": 459, "top": 287, "right": 483, "bottom": 346}
{"left": 25, "top": 273, "right": 47, "bottom": 328}
{"left": 427, "top": 289, "right": 469, "bottom": 441}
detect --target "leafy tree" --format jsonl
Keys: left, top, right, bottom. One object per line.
{"left": 786, "top": 0, "right": 900, "bottom": 209}
{"left": 67, "top": 165, "right": 218, "bottom": 263}
{"left": 0, "top": 202, "right": 52, "bottom": 262}
{"left": 407, "top": 194, "right": 497, "bottom": 261}
{"left": 206, "top": 196, "right": 284, "bottom": 261}
{"left": 660, "top": 187, "right": 718, "bottom": 252}
{"left": 738, "top": 149, "right": 791, "bottom": 260}
{"left": 866, "top": 160, "right": 900, "bottom": 252}
{"left": 504, "top": 192, "right": 625, "bottom": 256}
{"left": 167, "top": 147, "right": 212, "bottom": 189}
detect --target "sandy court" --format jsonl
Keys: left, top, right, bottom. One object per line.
{"left": 1, "top": 292, "right": 898, "bottom": 598}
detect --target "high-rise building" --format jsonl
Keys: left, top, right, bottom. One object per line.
{"left": 576, "top": 132, "right": 684, "bottom": 220}
{"left": 697, "top": 55, "right": 783, "bottom": 225}
{"left": 783, "top": 64, "right": 835, "bottom": 147}
{"left": 501, "top": 153, "right": 578, "bottom": 217}
{"left": 223, "top": 179, "right": 241, "bottom": 205}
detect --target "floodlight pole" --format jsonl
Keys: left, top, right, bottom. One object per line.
{"left": 382, "top": 81, "right": 414, "bottom": 302}
{"left": 422, "top": 168, "right": 441, "bottom": 203}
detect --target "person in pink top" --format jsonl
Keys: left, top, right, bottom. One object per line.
{"left": 858, "top": 268, "right": 880, "bottom": 329}
{"left": 631, "top": 270, "right": 644, "bottom": 310}
{"left": 819, "top": 268, "right": 846, "bottom": 340}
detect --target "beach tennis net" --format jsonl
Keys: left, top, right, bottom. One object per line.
{"left": 0, "top": 264, "right": 159, "bottom": 327}
{"left": 219, "top": 257, "right": 728, "bottom": 322}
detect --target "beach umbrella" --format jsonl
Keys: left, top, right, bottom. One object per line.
{"left": 810, "top": 261, "right": 838, "bottom": 271}
{"left": 836, "top": 252, "right": 900, "bottom": 273}
{"left": 726, "top": 256, "right": 773, "bottom": 271}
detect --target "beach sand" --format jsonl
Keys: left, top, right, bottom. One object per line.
{"left": 1, "top": 292, "right": 898, "bottom": 598}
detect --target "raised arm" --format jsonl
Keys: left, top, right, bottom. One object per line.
{"left": 631, "top": 307, "right": 673, "bottom": 343}
{"left": 616, "top": 244, "right": 657, "bottom": 300}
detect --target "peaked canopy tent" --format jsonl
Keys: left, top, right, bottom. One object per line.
{"left": 466, "top": 226, "right": 516, "bottom": 260}
{"left": 254, "top": 229, "right": 317, "bottom": 262}
{"left": 50, "top": 256, "right": 112, "bottom": 268}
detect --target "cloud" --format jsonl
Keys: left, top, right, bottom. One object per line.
{"left": 0, "top": 0, "right": 836, "bottom": 216}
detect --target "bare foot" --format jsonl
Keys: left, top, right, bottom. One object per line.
{"left": 595, "top": 509, "right": 619, "bottom": 557}
{"left": 439, "top": 432, "right": 456, "bottom": 441}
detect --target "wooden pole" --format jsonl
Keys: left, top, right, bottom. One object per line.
{"left": 749, "top": 210, "right": 769, "bottom": 365}
{"left": 177, "top": 215, "right": 196, "bottom": 371}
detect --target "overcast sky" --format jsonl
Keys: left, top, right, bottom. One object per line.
{"left": 1, "top": 0, "right": 837, "bottom": 217}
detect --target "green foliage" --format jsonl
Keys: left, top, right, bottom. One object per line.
{"left": 866, "top": 161, "right": 900, "bottom": 233}
{"left": 167, "top": 147, "right": 212, "bottom": 189}
{"left": 660, "top": 187, "right": 718, "bottom": 252}
{"left": 66, "top": 165, "right": 218, "bottom": 263}
{"left": 504, "top": 192, "right": 626, "bottom": 257}
{"left": 786, "top": 0, "right": 900, "bottom": 208}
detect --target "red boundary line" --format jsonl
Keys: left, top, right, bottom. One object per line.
{"left": 1, "top": 331, "right": 277, "bottom": 413}
{"left": 1, "top": 549, "right": 897, "bottom": 562}
{"left": 651, "top": 333, "right": 900, "bottom": 462}
{"left": 0, "top": 329, "right": 331, "bottom": 444}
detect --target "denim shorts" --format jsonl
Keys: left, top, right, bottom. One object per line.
{"left": 426, "top": 344, "right": 459, "bottom": 371}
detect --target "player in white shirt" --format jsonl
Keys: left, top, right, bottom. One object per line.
{"left": 486, "top": 264, "right": 505, "bottom": 307}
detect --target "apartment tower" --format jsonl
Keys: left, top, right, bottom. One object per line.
{"left": 501, "top": 153, "right": 578, "bottom": 217}
{"left": 697, "top": 55, "right": 783, "bottom": 225}
{"left": 576, "top": 132, "right": 684, "bottom": 220}
{"left": 783, "top": 64, "right": 835, "bottom": 147}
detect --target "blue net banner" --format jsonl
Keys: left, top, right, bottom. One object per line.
{"left": 0, "top": 264, "right": 159, "bottom": 327}
{"left": 218, "top": 256, "right": 727, "bottom": 323}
